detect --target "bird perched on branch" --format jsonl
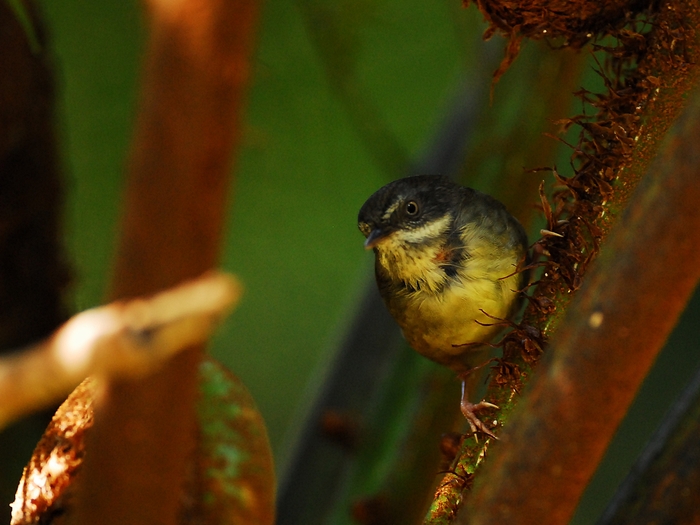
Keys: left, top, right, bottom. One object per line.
{"left": 358, "top": 175, "right": 528, "bottom": 437}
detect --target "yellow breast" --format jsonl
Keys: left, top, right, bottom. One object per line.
{"left": 377, "top": 226, "right": 523, "bottom": 371}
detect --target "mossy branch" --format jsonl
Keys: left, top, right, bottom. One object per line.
{"left": 461, "top": 75, "right": 700, "bottom": 525}
{"left": 425, "top": 0, "right": 700, "bottom": 522}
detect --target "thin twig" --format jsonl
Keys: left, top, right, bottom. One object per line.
{"left": 0, "top": 271, "right": 240, "bottom": 431}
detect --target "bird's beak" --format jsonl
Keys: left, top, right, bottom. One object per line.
{"left": 364, "top": 227, "right": 393, "bottom": 250}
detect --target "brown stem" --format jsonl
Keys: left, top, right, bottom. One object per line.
{"left": 459, "top": 84, "right": 700, "bottom": 525}
{"left": 69, "top": 1, "right": 260, "bottom": 524}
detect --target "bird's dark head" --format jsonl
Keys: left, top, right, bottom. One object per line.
{"left": 357, "top": 175, "right": 460, "bottom": 251}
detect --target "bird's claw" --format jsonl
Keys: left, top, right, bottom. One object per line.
{"left": 460, "top": 399, "right": 499, "bottom": 440}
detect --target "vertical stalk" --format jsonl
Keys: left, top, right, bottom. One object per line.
{"left": 70, "top": 1, "right": 260, "bottom": 523}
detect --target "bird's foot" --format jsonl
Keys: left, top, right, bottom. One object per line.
{"left": 457, "top": 368, "right": 499, "bottom": 440}
{"left": 460, "top": 398, "right": 499, "bottom": 440}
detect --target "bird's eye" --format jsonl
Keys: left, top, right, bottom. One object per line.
{"left": 405, "top": 201, "right": 419, "bottom": 216}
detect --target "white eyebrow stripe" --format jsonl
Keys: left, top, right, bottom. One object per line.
{"left": 381, "top": 202, "right": 399, "bottom": 221}
{"left": 392, "top": 214, "right": 451, "bottom": 243}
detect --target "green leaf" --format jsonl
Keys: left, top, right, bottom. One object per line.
{"left": 195, "top": 359, "right": 276, "bottom": 525}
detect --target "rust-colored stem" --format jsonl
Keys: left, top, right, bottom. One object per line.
{"left": 459, "top": 85, "right": 700, "bottom": 525}
{"left": 69, "top": 1, "right": 259, "bottom": 524}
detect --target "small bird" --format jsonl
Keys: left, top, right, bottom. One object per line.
{"left": 358, "top": 175, "right": 528, "bottom": 437}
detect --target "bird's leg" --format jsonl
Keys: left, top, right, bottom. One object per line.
{"left": 458, "top": 369, "right": 499, "bottom": 440}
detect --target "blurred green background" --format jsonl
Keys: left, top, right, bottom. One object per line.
{"left": 41, "top": 0, "right": 474, "bottom": 477}
{"left": 3, "top": 0, "right": 697, "bottom": 523}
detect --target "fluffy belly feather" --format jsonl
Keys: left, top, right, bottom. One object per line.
{"left": 386, "top": 274, "right": 520, "bottom": 371}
